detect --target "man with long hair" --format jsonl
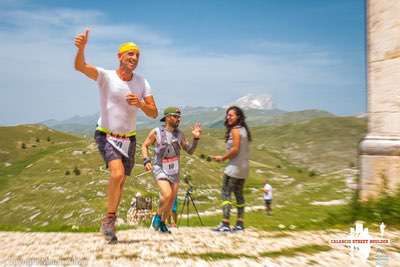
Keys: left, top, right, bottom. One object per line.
{"left": 213, "top": 106, "right": 251, "bottom": 232}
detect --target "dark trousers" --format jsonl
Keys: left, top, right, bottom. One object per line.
{"left": 221, "top": 174, "right": 245, "bottom": 221}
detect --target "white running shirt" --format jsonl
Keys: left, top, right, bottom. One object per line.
{"left": 264, "top": 184, "right": 272, "bottom": 200}
{"left": 96, "top": 67, "right": 152, "bottom": 134}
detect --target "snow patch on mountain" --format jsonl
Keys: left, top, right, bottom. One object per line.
{"left": 225, "top": 94, "right": 274, "bottom": 110}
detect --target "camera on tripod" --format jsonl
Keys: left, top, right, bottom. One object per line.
{"left": 183, "top": 175, "right": 193, "bottom": 192}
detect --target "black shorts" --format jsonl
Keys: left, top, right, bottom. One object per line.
{"left": 94, "top": 130, "right": 136, "bottom": 176}
{"left": 264, "top": 199, "right": 272, "bottom": 205}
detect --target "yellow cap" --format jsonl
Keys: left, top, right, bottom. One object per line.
{"left": 118, "top": 42, "right": 140, "bottom": 54}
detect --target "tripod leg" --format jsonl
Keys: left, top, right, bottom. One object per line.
{"left": 178, "top": 194, "right": 189, "bottom": 227}
{"left": 186, "top": 195, "right": 189, "bottom": 226}
{"left": 188, "top": 193, "right": 204, "bottom": 226}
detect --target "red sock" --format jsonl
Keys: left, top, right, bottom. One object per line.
{"left": 107, "top": 212, "right": 116, "bottom": 218}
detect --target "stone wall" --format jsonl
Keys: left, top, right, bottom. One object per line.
{"left": 359, "top": 0, "right": 400, "bottom": 201}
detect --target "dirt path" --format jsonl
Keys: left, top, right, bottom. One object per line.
{"left": 0, "top": 227, "right": 398, "bottom": 266}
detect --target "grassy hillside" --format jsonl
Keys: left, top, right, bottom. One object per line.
{"left": 250, "top": 116, "right": 367, "bottom": 172}
{"left": 0, "top": 118, "right": 367, "bottom": 231}
{"left": 0, "top": 125, "right": 81, "bottom": 187}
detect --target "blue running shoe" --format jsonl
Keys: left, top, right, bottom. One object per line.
{"left": 159, "top": 221, "right": 171, "bottom": 234}
{"left": 152, "top": 214, "right": 161, "bottom": 231}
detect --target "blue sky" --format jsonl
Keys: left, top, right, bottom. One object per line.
{"left": 0, "top": 0, "right": 365, "bottom": 125}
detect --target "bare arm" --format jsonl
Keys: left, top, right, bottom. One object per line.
{"left": 141, "top": 129, "right": 157, "bottom": 171}
{"left": 74, "top": 29, "right": 98, "bottom": 81}
{"left": 141, "top": 95, "right": 158, "bottom": 118}
{"left": 212, "top": 127, "right": 240, "bottom": 162}
{"left": 180, "top": 123, "right": 201, "bottom": 154}
{"left": 126, "top": 95, "right": 158, "bottom": 119}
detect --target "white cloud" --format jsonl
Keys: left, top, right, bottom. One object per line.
{"left": 93, "top": 25, "right": 173, "bottom": 46}
{"left": 0, "top": 5, "right": 362, "bottom": 124}
{"left": 1, "top": 9, "right": 102, "bottom": 27}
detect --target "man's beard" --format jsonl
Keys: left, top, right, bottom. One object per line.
{"left": 172, "top": 121, "right": 180, "bottom": 129}
{"left": 120, "top": 61, "right": 136, "bottom": 71}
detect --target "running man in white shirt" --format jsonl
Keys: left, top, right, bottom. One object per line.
{"left": 74, "top": 28, "right": 158, "bottom": 243}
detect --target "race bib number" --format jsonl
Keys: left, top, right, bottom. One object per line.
{"left": 106, "top": 135, "right": 131, "bottom": 158}
{"left": 162, "top": 156, "right": 179, "bottom": 175}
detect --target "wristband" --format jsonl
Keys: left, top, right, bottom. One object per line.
{"left": 143, "top": 157, "right": 151, "bottom": 166}
{"left": 194, "top": 137, "right": 200, "bottom": 140}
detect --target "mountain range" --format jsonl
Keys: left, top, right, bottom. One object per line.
{"left": 41, "top": 107, "right": 335, "bottom": 135}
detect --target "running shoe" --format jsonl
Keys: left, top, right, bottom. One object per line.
{"left": 159, "top": 221, "right": 171, "bottom": 233}
{"left": 212, "top": 223, "right": 231, "bottom": 232}
{"left": 151, "top": 214, "right": 161, "bottom": 231}
{"left": 100, "top": 215, "right": 118, "bottom": 244}
{"left": 232, "top": 224, "right": 245, "bottom": 232}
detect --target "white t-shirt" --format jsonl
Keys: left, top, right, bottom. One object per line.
{"left": 264, "top": 184, "right": 272, "bottom": 200}
{"left": 96, "top": 67, "right": 152, "bottom": 134}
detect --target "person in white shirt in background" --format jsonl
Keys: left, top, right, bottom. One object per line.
{"left": 264, "top": 179, "right": 273, "bottom": 216}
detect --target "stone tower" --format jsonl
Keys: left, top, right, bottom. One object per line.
{"left": 359, "top": 0, "right": 400, "bottom": 201}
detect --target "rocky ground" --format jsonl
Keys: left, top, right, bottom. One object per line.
{"left": 0, "top": 227, "right": 398, "bottom": 267}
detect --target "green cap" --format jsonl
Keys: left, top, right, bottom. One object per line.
{"left": 160, "top": 106, "right": 181, "bottom": 122}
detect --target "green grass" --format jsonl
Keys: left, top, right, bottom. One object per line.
{"left": 170, "top": 244, "right": 331, "bottom": 261}
{"left": 259, "top": 244, "right": 332, "bottom": 258}
{"left": 325, "top": 187, "right": 400, "bottom": 228}
{"left": 177, "top": 204, "right": 350, "bottom": 231}
{"left": 170, "top": 252, "right": 257, "bottom": 260}
{"left": 250, "top": 116, "right": 366, "bottom": 172}
{"left": 307, "top": 259, "right": 319, "bottom": 265}
{"left": 121, "top": 252, "right": 139, "bottom": 260}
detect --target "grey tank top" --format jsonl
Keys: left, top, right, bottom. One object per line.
{"left": 224, "top": 126, "right": 249, "bottom": 179}
{"left": 152, "top": 126, "right": 182, "bottom": 180}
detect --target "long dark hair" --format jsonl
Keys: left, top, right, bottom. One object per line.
{"left": 224, "top": 106, "right": 252, "bottom": 142}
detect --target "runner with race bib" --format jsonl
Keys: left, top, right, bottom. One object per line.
{"left": 141, "top": 107, "right": 201, "bottom": 233}
{"left": 74, "top": 28, "right": 158, "bottom": 243}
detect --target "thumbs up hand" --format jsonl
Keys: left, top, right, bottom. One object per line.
{"left": 74, "top": 28, "right": 90, "bottom": 50}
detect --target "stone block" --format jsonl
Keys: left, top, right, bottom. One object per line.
{"left": 368, "top": 0, "right": 400, "bottom": 62}
{"left": 368, "top": 112, "right": 400, "bottom": 135}
{"left": 368, "top": 59, "right": 400, "bottom": 113}
{"left": 359, "top": 154, "right": 400, "bottom": 201}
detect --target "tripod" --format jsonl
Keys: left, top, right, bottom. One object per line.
{"left": 178, "top": 185, "right": 204, "bottom": 226}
